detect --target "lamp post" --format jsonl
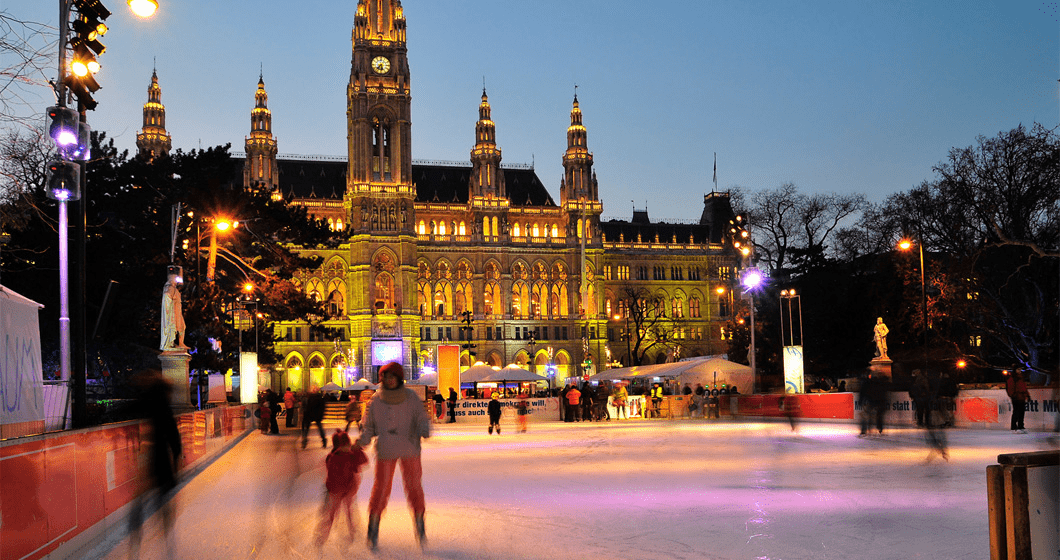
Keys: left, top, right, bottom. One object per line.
{"left": 527, "top": 331, "right": 537, "bottom": 375}
{"left": 709, "top": 285, "right": 726, "bottom": 356}
{"left": 741, "top": 269, "right": 763, "bottom": 394}
{"left": 899, "top": 235, "right": 928, "bottom": 372}
{"left": 615, "top": 309, "right": 631, "bottom": 367}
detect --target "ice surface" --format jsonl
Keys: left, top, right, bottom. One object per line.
{"left": 90, "top": 418, "right": 1057, "bottom": 560}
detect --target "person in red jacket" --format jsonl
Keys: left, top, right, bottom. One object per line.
{"left": 314, "top": 430, "right": 369, "bottom": 551}
{"left": 566, "top": 384, "right": 582, "bottom": 422}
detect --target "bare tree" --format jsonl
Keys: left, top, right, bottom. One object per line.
{"left": 749, "top": 183, "right": 866, "bottom": 273}
{"left": 0, "top": 11, "right": 56, "bottom": 132}
{"left": 616, "top": 284, "right": 677, "bottom": 366}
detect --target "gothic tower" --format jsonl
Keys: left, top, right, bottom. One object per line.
{"left": 561, "top": 94, "right": 603, "bottom": 320}
{"left": 135, "top": 69, "right": 171, "bottom": 161}
{"left": 344, "top": 0, "right": 418, "bottom": 376}
{"left": 560, "top": 94, "right": 598, "bottom": 205}
{"left": 469, "top": 89, "right": 504, "bottom": 200}
{"left": 244, "top": 74, "right": 279, "bottom": 195}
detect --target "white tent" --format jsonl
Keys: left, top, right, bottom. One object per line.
{"left": 408, "top": 372, "right": 437, "bottom": 386}
{"left": 673, "top": 358, "right": 752, "bottom": 393}
{"left": 0, "top": 285, "right": 48, "bottom": 437}
{"left": 460, "top": 364, "right": 500, "bottom": 383}
{"left": 343, "top": 378, "right": 377, "bottom": 390}
{"left": 479, "top": 366, "right": 549, "bottom": 383}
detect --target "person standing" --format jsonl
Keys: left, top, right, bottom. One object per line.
{"left": 612, "top": 384, "right": 628, "bottom": 420}
{"left": 487, "top": 393, "right": 502, "bottom": 434}
{"left": 313, "top": 431, "right": 368, "bottom": 553}
{"left": 283, "top": 387, "right": 298, "bottom": 428}
{"left": 302, "top": 387, "right": 327, "bottom": 449}
{"left": 650, "top": 383, "right": 664, "bottom": 418}
{"left": 446, "top": 387, "right": 458, "bottom": 423}
{"left": 516, "top": 394, "right": 530, "bottom": 432}
{"left": 909, "top": 371, "right": 931, "bottom": 427}
{"left": 356, "top": 362, "right": 431, "bottom": 550}
{"left": 1006, "top": 368, "right": 1030, "bottom": 434}
{"left": 432, "top": 391, "right": 445, "bottom": 423}
{"left": 566, "top": 384, "right": 582, "bottom": 422}
{"left": 266, "top": 389, "right": 281, "bottom": 434}
{"left": 581, "top": 384, "right": 595, "bottom": 422}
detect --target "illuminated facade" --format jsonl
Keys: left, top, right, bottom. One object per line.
{"left": 232, "top": 0, "right": 742, "bottom": 389}
{"left": 134, "top": 69, "right": 171, "bottom": 161}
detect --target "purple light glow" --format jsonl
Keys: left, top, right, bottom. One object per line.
{"left": 742, "top": 270, "right": 764, "bottom": 289}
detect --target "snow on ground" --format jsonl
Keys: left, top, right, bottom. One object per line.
{"left": 92, "top": 417, "right": 1056, "bottom": 560}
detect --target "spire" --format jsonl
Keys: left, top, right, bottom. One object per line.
{"left": 469, "top": 88, "right": 504, "bottom": 199}
{"left": 245, "top": 74, "right": 279, "bottom": 194}
{"left": 135, "top": 67, "right": 171, "bottom": 161}
{"left": 562, "top": 93, "right": 595, "bottom": 204}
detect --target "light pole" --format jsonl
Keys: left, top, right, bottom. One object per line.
{"left": 207, "top": 218, "right": 235, "bottom": 283}
{"left": 741, "top": 269, "right": 764, "bottom": 393}
{"left": 899, "top": 236, "right": 928, "bottom": 372}
{"left": 615, "top": 310, "right": 631, "bottom": 367}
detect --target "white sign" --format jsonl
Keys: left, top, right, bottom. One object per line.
{"left": 0, "top": 286, "right": 44, "bottom": 425}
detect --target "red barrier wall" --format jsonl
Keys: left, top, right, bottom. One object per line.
{"left": 0, "top": 405, "right": 253, "bottom": 560}
{"left": 736, "top": 393, "right": 856, "bottom": 419}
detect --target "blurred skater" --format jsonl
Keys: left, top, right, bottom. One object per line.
{"left": 313, "top": 431, "right": 369, "bottom": 554}
{"left": 283, "top": 387, "right": 298, "bottom": 428}
{"left": 128, "top": 370, "right": 183, "bottom": 560}
{"left": 488, "top": 393, "right": 502, "bottom": 434}
{"left": 516, "top": 394, "right": 529, "bottom": 432}
{"left": 778, "top": 394, "right": 800, "bottom": 432}
{"left": 447, "top": 387, "right": 458, "bottom": 423}
{"left": 302, "top": 387, "right": 327, "bottom": 448}
{"left": 357, "top": 362, "right": 431, "bottom": 551}
{"left": 345, "top": 397, "right": 362, "bottom": 433}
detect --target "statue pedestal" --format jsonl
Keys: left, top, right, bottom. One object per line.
{"left": 869, "top": 357, "right": 893, "bottom": 379}
{"left": 159, "top": 350, "right": 193, "bottom": 411}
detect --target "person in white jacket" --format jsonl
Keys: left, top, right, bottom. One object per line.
{"left": 356, "top": 361, "right": 431, "bottom": 550}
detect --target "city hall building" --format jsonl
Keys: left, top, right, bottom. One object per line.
{"left": 136, "top": 0, "right": 742, "bottom": 389}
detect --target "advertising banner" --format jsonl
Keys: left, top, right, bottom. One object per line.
{"left": 437, "top": 344, "right": 460, "bottom": 399}
{"left": 782, "top": 345, "right": 804, "bottom": 393}
{"left": 446, "top": 397, "right": 560, "bottom": 423}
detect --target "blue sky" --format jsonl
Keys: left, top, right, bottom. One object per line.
{"left": 9, "top": 0, "right": 1059, "bottom": 221}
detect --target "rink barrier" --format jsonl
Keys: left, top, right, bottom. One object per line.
{"left": 986, "top": 450, "right": 1059, "bottom": 560}
{"left": 0, "top": 404, "right": 256, "bottom": 560}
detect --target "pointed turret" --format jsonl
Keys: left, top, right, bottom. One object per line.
{"left": 561, "top": 94, "right": 597, "bottom": 204}
{"left": 469, "top": 89, "right": 504, "bottom": 199}
{"left": 244, "top": 74, "right": 279, "bottom": 195}
{"left": 135, "top": 69, "right": 171, "bottom": 161}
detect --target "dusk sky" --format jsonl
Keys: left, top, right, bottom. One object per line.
{"left": 10, "top": 1, "right": 1059, "bottom": 221}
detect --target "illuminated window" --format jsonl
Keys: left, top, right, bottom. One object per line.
{"left": 969, "top": 335, "right": 981, "bottom": 347}
{"left": 603, "top": 265, "right": 612, "bottom": 280}
{"left": 459, "top": 221, "right": 466, "bottom": 235}
{"left": 438, "top": 221, "right": 447, "bottom": 235}
{"left": 617, "top": 265, "right": 630, "bottom": 280}
{"left": 689, "top": 298, "right": 700, "bottom": 318}
{"left": 513, "top": 223, "right": 521, "bottom": 237}
{"left": 532, "top": 223, "right": 540, "bottom": 237}
{"left": 418, "top": 220, "right": 426, "bottom": 235}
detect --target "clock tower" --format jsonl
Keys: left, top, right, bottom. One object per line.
{"left": 344, "top": 0, "right": 418, "bottom": 377}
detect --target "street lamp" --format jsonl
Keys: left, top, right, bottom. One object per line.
{"left": 207, "top": 217, "right": 235, "bottom": 283}
{"left": 614, "top": 310, "right": 631, "bottom": 367}
{"left": 741, "top": 269, "right": 764, "bottom": 393}
{"left": 709, "top": 285, "right": 726, "bottom": 356}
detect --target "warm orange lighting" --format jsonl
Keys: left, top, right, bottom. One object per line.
{"left": 737, "top": 318, "right": 745, "bottom": 325}
{"left": 898, "top": 239, "right": 913, "bottom": 251}
{"left": 740, "top": 247, "right": 751, "bottom": 257}
{"left": 956, "top": 360, "right": 966, "bottom": 368}
{"left": 243, "top": 282, "right": 254, "bottom": 293}
{"left": 128, "top": 0, "right": 158, "bottom": 18}
{"left": 715, "top": 286, "right": 726, "bottom": 295}
{"left": 71, "top": 60, "right": 90, "bottom": 77}
{"left": 613, "top": 314, "right": 621, "bottom": 321}
{"left": 214, "top": 219, "right": 232, "bottom": 232}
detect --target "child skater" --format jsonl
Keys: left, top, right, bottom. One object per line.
{"left": 314, "top": 430, "right": 369, "bottom": 553}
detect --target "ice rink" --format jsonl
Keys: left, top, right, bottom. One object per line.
{"left": 90, "top": 417, "right": 1057, "bottom": 560}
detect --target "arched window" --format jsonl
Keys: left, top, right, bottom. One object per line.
{"left": 532, "top": 223, "right": 540, "bottom": 237}
{"left": 374, "top": 273, "right": 394, "bottom": 311}
{"left": 418, "top": 281, "right": 430, "bottom": 317}
{"left": 434, "top": 281, "right": 452, "bottom": 317}
{"left": 671, "top": 296, "right": 683, "bottom": 318}
{"left": 327, "top": 288, "right": 345, "bottom": 317}
{"left": 305, "top": 278, "right": 324, "bottom": 302}
{"left": 483, "top": 216, "right": 490, "bottom": 237}
{"left": 689, "top": 297, "right": 701, "bottom": 318}
{"left": 418, "top": 220, "right": 427, "bottom": 235}
{"left": 512, "top": 223, "right": 521, "bottom": 237}
{"left": 458, "top": 221, "right": 466, "bottom": 236}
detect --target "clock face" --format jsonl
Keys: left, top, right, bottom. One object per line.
{"left": 371, "top": 56, "right": 391, "bottom": 74}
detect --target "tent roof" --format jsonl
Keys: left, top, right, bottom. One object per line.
{"left": 479, "top": 367, "right": 549, "bottom": 383}
{"left": 0, "top": 285, "right": 44, "bottom": 309}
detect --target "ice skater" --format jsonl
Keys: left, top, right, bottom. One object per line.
{"left": 356, "top": 362, "right": 431, "bottom": 550}
{"left": 313, "top": 430, "right": 368, "bottom": 554}
{"left": 488, "top": 392, "right": 502, "bottom": 434}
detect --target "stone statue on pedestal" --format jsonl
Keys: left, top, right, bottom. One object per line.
{"left": 160, "top": 270, "right": 188, "bottom": 351}
{"left": 873, "top": 317, "right": 889, "bottom": 360}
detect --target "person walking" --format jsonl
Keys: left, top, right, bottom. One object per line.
{"left": 1006, "top": 368, "right": 1030, "bottom": 434}
{"left": 516, "top": 394, "right": 530, "bottom": 432}
{"left": 283, "top": 387, "right": 298, "bottom": 428}
{"left": 302, "top": 387, "right": 327, "bottom": 449}
{"left": 313, "top": 430, "right": 368, "bottom": 554}
{"left": 356, "top": 362, "right": 431, "bottom": 550}
{"left": 432, "top": 391, "right": 445, "bottom": 423}
{"left": 487, "top": 393, "right": 502, "bottom": 434}
{"left": 910, "top": 371, "right": 931, "bottom": 427}
{"left": 650, "top": 383, "right": 664, "bottom": 419}
{"left": 345, "top": 397, "right": 363, "bottom": 433}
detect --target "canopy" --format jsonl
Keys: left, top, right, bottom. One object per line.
{"left": 479, "top": 366, "right": 549, "bottom": 383}
{"left": 343, "top": 379, "right": 377, "bottom": 390}
{"left": 320, "top": 382, "right": 343, "bottom": 391}
{"left": 588, "top": 361, "right": 696, "bottom": 381}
